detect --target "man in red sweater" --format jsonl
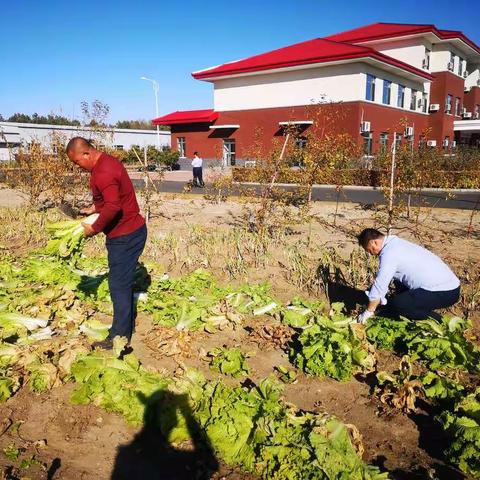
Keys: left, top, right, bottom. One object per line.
{"left": 66, "top": 137, "right": 147, "bottom": 349}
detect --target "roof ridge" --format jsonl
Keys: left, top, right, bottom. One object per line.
{"left": 376, "top": 22, "right": 435, "bottom": 27}
{"left": 317, "top": 37, "right": 374, "bottom": 51}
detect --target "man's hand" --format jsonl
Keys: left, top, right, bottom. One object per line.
{"left": 82, "top": 222, "right": 96, "bottom": 238}
{"left": 80, "top": 205, "right": 96, "bottom": 215}
{"left": 357, "top": 309, "right": 375, "bottom": 324}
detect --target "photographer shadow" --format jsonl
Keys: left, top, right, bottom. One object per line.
{"left": 111, "top": 390, "right": 219, "bottom": 480}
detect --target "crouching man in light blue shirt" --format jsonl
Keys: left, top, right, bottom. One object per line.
{"left": 356, "top": 228, "right": 460, "bottom": 324}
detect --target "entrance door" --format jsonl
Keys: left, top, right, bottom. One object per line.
{"left": 223, "top": 139, "right": 236, "bottom": 166}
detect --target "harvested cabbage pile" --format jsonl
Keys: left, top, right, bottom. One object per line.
{"left": 70, "top": 348, "right": 389, "bottom": 480}
{"left": 290, "top": 304, "right": 376, "bottom": 381}
{"left": 139, "top": 269, "right": 279, "bottom": 332}
{"left": 439, "top": 388, "right": 480, "bottom": 479}
{"left": 208, "top": 346, "right": 251, "bottom": 378}
{"left": 367, "top": 316, "right": 480, "bottom": 374}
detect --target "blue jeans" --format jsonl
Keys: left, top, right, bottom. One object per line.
{"left": 106, "top": 224, "right": 147, "bottom": 340}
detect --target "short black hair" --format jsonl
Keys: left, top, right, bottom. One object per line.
{"left": 193, "top": 151, "right": 199, "bottom": 155}
{"left": 66, "top": 137, "right": 93, "bottom": 154}
{"left": 357, "top": 228, "right": 384, "bottom": 248}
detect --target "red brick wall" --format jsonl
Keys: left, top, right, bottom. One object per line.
{"left": 356, "top": 101, "right": 430, "bottom": 151}
{"left": 170, "top": 102, "right": 431, "bottom": 160}
{"left": 428, "top": 71, "right": 465, "bottom": 143}
{"left": 463, "top": 86, "right": 480, "bottom": 116}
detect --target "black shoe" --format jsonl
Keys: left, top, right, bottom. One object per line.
{"left": 92, "top": 338, "right": 114, "bottom": 350}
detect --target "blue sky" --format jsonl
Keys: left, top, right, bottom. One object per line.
{"left": 1, "top": 0, "right": 478, "bottom": 123}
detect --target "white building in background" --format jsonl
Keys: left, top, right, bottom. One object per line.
{"left": 0, "top": 122, "right": 171, "bottom": 161}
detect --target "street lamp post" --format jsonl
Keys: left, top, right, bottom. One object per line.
{"left": 140, "top": 76, "right": 160, "bottom": 149}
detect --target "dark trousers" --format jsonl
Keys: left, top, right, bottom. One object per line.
{"left": 192, "top": 167, "right": 204, "bottom": 187}
{"left": 383, "top": 286, "right": 460, "bottom": 321}
{"left": 106, "top": 224, "right": 147, "bottom": 340}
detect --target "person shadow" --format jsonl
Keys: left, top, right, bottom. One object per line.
{"left": 111, "top": 390, "right": 219, "bottom": 480}
{"left": 326, "top": 280, "right": 368, "bottom": 313}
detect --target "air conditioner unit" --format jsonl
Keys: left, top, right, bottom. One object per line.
{"left": 443, "top": 139, "right": 450, "bottom": 147}
{"left": 404, "top": 126, "right": 414, "bottom": 137}
{"left": 427, "top": 140, "right": 437, "bottom": 147}
{"left": 462, "top": 112, "right": 473, "bottom": 119}
{"left": 447, "top": 61, "right": 454, "bottom": 71}
{"left": 429, "top": 103, "right": 440, "bottom": 112}
{"left": 445, "top": 105, "right": 452, "bottom": 113}
{"left": 463, "top": 71, "right": 468, "bottom": 78}
{"left": 360, "top": 121, "right": 371, "bottom": 133}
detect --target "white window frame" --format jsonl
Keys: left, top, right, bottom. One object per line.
{"left": 177, "top": 137, "right": 186, "bottom": 158}
{"left": 410, "top": 89, "right": 417, "bottom": 111}
{"left": 424, "top": 48, "right": 431, "bottom": 69}
{"left": 223, "top": 139, "right": 236, "bottom": 166}
{"left": 379, "top": 132, "right": 388, "bottom": 150}
{"left": 366, "top": 74, "right": 376, "bottom": 101}
{"left": 397, "top": 85, "right": 405, "bottom": 108}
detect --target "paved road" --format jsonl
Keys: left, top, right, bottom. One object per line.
{"left": 132, "top": 179, "right": 479, "bottom": 210}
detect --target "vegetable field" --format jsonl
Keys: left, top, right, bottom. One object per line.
{"left": 0, "top": 190, "right": 479, "bottom": 480}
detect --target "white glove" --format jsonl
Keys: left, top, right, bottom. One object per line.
{"left": 357, "top": 310, "right": 375, "bottom": 324}
{"left": 365, "top": 290, "right": 387, "bottom": 305}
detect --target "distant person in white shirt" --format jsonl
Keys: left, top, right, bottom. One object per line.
{"left": 356, "top": 228, "right": 460, "bottom": 324}
{"left": 191, "top": 151, "right": 204, "bottom": 188}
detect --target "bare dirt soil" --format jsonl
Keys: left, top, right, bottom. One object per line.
{"left": 0, "top": 192, "right": 478, "bottom": 480}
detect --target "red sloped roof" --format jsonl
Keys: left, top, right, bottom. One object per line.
{"left": 152, "top": 109, "right": 218, "bottom": 125}
{"left": 192, "top": 38, "right": 432, "bottom": 81}
{"left": 437, "top": 29, "right": 480, "bottom": 54}
{"left": 326, "top": 23, "right": 436, "bottom": 43}
{"left": 326, "top": 23, "right": 480, "bottom": 54}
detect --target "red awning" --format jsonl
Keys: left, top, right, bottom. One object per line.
{"left": 152, "top": 109, "right": 218, "bottom": 125}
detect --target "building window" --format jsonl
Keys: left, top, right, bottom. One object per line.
{"left": 424, "top": 48, "right": 430, "bottom": 69}
{"left": 410, "top": 89, "right": 417, "bottom": 111}
{"left": 366, "top": 74, "right": 376, "bottom": 101}
{"left": 383, "top": 80, "right": 391, "bottom": 105}
{"left": 422, "top": 93, "right": 428, "bottom": 113}
{"left": 445, "top": 94, "right": 452, "bottom": 113}
{"left": 407, "top": 137, "right": 414, "bottom": 151}
{"left": 362, "top": 133, "right": 373, "bottom": 156}
{"left": 379, "top": 133, "right": 388, "bottom": 151}
{"left": 455, "top": 97, "right": 461, "bottom": 116}
{"left": 444, "top": 136, "right": 450, "bottom": 151}
{"left": 397, "top": 85, "right": 405, "bottom": 108}
{"left": 177, "top": 137, "right": 186, "bottom": 157}
{"left": 394, "top": 133, "right": 402, "bottom": 150}
{"left": 223, "top": 139, "right": 236, "bottom": 166}
{"left": 448, "top": 52, "right": 455, "bottom": 71}
{"left": 458, "top": 58, "right": 463, "bottom": 76}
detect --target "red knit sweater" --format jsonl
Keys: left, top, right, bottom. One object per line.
{"left": 90, "top": 153, "right": 145, "bottom": 238}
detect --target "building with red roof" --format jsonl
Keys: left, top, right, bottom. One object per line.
{"left": 153, "top": 23, "right": 480, "bottom": 166}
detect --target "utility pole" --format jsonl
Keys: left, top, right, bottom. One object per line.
{"left": 140, "top": 76, "right": 160, "bottom": 149}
